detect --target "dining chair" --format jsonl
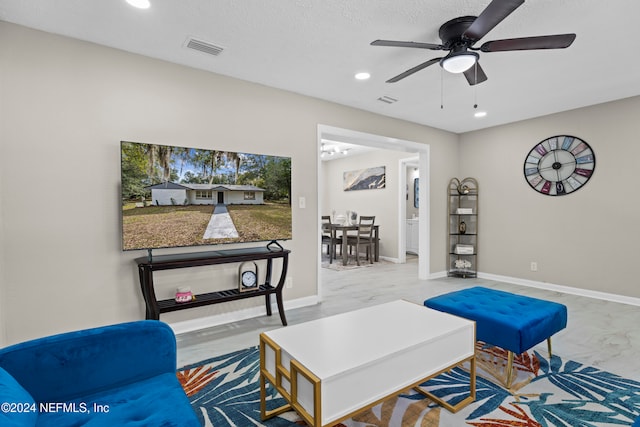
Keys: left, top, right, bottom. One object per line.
{"left": 347, "top": 216, "right": 375, "bottom": 266}
{"left": 321, "top": 215, "right": 341, "bottom": 263}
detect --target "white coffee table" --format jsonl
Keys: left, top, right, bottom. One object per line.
{"left": 259, "top": 300, "right": 476, "bottom": 427}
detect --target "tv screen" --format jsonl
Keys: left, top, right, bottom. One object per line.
{"left": 120, "top": 141, "right": 292, "bottom": 251}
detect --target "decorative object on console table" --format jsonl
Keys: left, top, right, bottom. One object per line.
{"left": 447, "top": 177, "right": 478, "bottom": 278}
{"left": 175, "top": 286, "right": 194, "bottom": 303}
{"left": 238, "top": 261, "right": 259, "bottom": 292}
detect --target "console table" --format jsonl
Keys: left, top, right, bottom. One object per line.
{"left": 135, "top": 247, "right": 290, "bottom": 325}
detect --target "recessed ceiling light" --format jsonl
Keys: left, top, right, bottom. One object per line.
{"left": 126, "top": 0, "right": 150, "bottom": 9}
{"left": 474, "top": 111, "right": 487, "bottom": 118}
{"left": 355, "top": 72, "right": 371, "bottom": 80}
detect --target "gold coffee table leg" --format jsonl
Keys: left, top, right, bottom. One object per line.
{"left": 415, "top": 355, "right": 476, "bottom": 413}
{"left": 259, "top": 334, "right": 292, "bottom": 421}
{"left": 260, "top": 372, "right": 292, "bottom": 420}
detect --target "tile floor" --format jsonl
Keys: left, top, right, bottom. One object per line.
{"left": 176, "top": 257, "right": 640, "bottom": 380}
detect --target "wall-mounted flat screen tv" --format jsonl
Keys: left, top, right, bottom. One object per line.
{"left": 120, "top": 141, "right": 292, "bottom": 251}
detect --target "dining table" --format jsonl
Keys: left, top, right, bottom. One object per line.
{"left": 328, "top": 223, "right": 380, "bottom": 266}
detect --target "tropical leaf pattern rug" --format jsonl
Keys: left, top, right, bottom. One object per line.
{"left": 177, "top": 344, "right": 640, "bottom": 426}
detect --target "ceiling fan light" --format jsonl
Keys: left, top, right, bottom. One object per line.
{"left": 440, "top": 51, "right": 478, "bottom": 74}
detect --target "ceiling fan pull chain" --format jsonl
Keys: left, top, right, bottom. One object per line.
{"left": 473, "top": 63, "right": 478, "bottom": 109}
{"left": 440, "top": 67, "right": 444, "bottom": 109}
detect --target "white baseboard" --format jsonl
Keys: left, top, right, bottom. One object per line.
{"left": 478, "top": 272, "right": 640, "bottom": 307}
{"left": 170, "top": 295, "right": 320, "bottom": 336}
{"left": 429, "top": 270, "right": 448, "bottom": 279}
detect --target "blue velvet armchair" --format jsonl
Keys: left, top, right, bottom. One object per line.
{"left": 0, "top": 320, "right": 199, "bottom": 426}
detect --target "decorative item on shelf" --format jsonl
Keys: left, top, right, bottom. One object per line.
{"left": 454, "top": 259, "right": 472, "bottom": 270}
{"left": 459, "top": 220, "right": 467, "bottom": 234}
{"left": 457, "top": 184, "right": 470, "bottom": 195}
{"left": 456, "top": 207, "right": 473, "bottom": 214}
{"left": 455, "top": 244, "right": 474, "bottom": 255}
{"left": 238, "top": 261, "right": 259, "bottom": 292}
{"left": 175, "top": 286, "right": 195, "bottom": 303}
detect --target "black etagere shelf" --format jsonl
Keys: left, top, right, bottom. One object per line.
{"left": 447, "top": 177, "right": 478, "bottom": 278}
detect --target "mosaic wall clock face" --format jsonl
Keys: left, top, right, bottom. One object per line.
{"left": 523, "top": 135, "right": 596, "bottom": 196}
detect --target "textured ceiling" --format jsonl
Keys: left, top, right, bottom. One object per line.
{"left": 1, "top": 0, "right": 640, "bottom": 133}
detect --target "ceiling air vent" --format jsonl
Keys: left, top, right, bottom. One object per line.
{"left": 185, "top": 37, "right": 224, "bottom": 56}
{"left": 377, "top": 95, "right": 398, "bottom": 104}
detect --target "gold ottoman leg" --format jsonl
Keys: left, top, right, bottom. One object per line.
{"left": 506, "top": 351, "right": 514, "bottom": 388}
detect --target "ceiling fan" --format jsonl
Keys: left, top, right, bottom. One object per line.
{"left": 371, "top": 0, "right": 576, "bottom": 85}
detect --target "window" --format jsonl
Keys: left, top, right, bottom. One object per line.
{"left": 244, "top": 191, "right": 256, "bottom": 200}
{"left": 196, "top": 190, "right": 212, "bottom": 199}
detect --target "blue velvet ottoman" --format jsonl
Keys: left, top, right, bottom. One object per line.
{"left": 424, "top": 286, "right": 567, "bottom": 387}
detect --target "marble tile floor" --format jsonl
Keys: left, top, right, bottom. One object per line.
{"left": 176, "top": 257, "right": 640, "bottom": 381}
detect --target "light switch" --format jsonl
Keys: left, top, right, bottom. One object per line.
{"left": 298, "top": 196, "right": 306, "bottom": 209}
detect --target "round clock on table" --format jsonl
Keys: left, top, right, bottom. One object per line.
{"left": 523, "top": 135, "right": 595, "bottom": 196}
{"left": 238, "top": 261, "right": 259, "bottom": 292}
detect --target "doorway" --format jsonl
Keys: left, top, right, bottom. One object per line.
{"left": 317, "top": 125, "right": 430, "bottom": 297}
{"left": 217, "top": 192, "right": 224, "bottom": 204}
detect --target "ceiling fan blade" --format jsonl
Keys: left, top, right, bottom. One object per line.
{"left": 463, "top": 0, "right": 524, "bottom": 41}
{"left": 463, "top": 62, "right": 488, "bottom": 86}
{"left": 480, "top": 33, "right": 576, "bottom": 52}
{"left": 371, "top": 40, "right": 443, "bottom": 50}
{"left": 386, "top": 58, "right": 442, "bottom": 83}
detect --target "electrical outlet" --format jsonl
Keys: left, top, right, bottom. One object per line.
{"left": 298, "top": 196, "right": 306, "bottom": 209}
{"left": 285, "top": 277, "right": 293, "bottom": 288}
{"left": 530, "top": 262, "right": 538, "bottom": 272}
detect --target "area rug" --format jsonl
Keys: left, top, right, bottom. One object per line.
{"left": 177, "top": 344, "right": 640, "bottom": 426}
{"left": 321, "top": 255, "right": 390, "bottom": 271}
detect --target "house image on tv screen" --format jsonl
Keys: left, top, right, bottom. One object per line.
{"left": 148, "top": 182, "right": 265, "bottom": 206}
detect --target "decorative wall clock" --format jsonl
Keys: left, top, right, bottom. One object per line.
{"left": 523, "top": 135, "right": 595, "bottom": 196}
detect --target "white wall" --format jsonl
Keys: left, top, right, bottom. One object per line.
{"left": 0, "top": 22, "right": 457, "bottom": 345}
{"left": 226, "top": 191, "right": 263, "bottom": 204}
{"left": 459, "top": 96, "right": 640, "bottom": 298}
{"left": 152, "top": 189, "right": 188, "bottom": 206}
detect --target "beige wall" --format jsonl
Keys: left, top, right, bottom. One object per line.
{"left": 459, "top": 96, "right": 640, "bottom": 298}
{"left": 0, "top": 22, "right": 457, "bottom": 345}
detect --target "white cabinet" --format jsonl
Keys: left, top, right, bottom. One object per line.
{"left": 406, "top": 219, "right": 419, "bottom": 255}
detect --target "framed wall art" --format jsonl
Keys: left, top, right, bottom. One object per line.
{"left": 343, "top": 166, "right": 385, "bottom": 191}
